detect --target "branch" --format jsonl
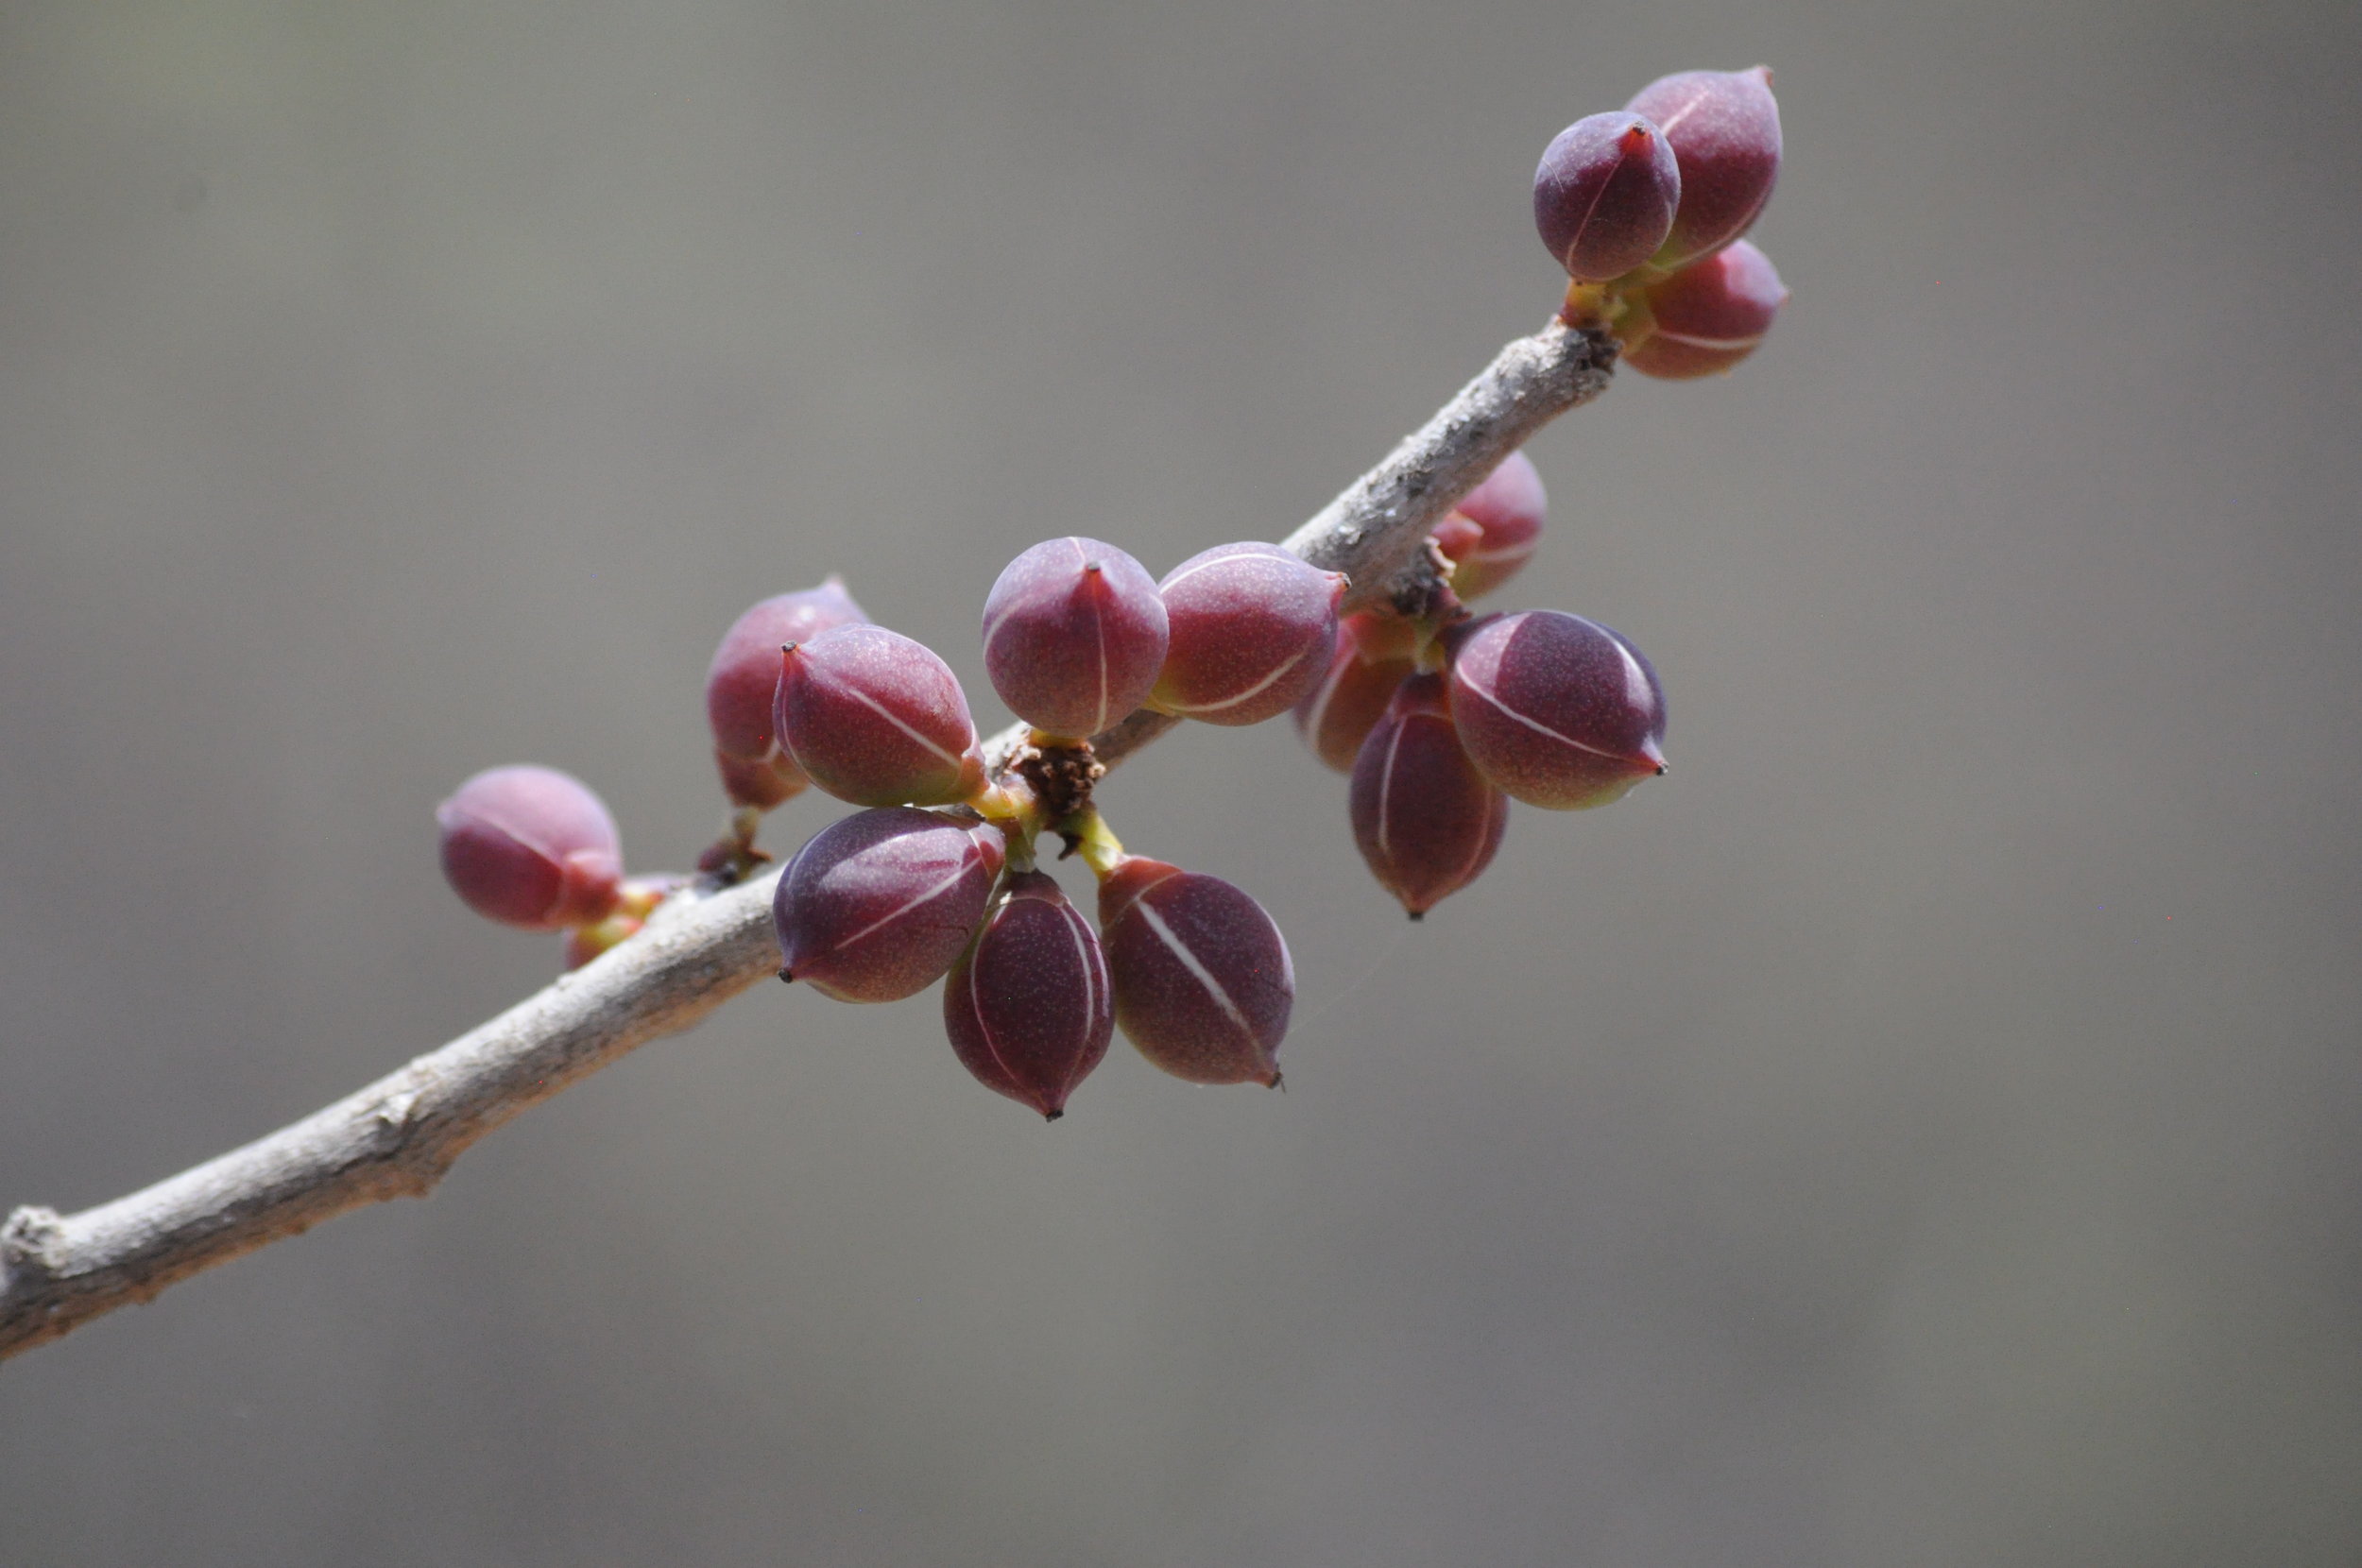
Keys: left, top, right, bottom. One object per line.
{"left": 0, "top": 320, "right": 1616, "bottom": 1364}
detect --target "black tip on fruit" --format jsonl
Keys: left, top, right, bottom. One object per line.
{"left": 1043, "top": 1108, "right": 1065, "bottom": 1122}
{"left": 1407, "top": 910, "right": 1425, "bottom": 923}
{"left": 778, "top": 967, "right": 795, "bottom": 983}
{"left": 1083, "top": 559, "right": 1103, "bottom": 574}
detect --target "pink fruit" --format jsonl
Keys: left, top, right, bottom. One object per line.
{"left": 1099, "top": 857, "right": 1292, "bottom": 1086}
{"left": 1349, "top": 674, "right": 1510, "bottom": 917}
{"left": 1622, "top": 240, "right": 1787, "bottom": 380}
{"left": 981, "top": 537, "right": 1169, "bottom": 739}
{"left": 775, "top": 809, "right": 1005, "bottom": 1002}
{"left": 1445, "top": 610, "right": 1667, "bottom": 809}
{"left": 436, "top": 764, "right": 623, "bottom": 930}
{"left": 775, "top": 624, "right": 988, "bottom": 808}
{"left": 1623, "top": 65, "right": 1782, "bottom": 269}
{"left": 1154, "top": 543, "right": 1347, "bottom": 725}
{"left": 704, "top": 578, "right": 867, "bottom": 809}
{"left": 1532, "top": 111, "right": 1682, "bottom": 281}
{"left": 943, "top": 870, "right": 1113, "bottom": 1119}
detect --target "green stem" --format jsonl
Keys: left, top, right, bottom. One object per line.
{"left": 1060, "top": 808, "right": 1128, "bottom": 881}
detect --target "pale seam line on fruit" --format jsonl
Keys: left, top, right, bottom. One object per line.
{"left": 1154, "top": 549, "right": 1269, "bottom": 596}
{"left": 1652, "top": 330, "right": 1765, "bottom": 351}
{"left": 1134, "top": 901, "right": 1258, "bottom": 1047}
{"left": 455, "top": 818, "right": 573, "bottom": 927}
{"left": 835, "top": 681, "right": 971, "bottom": 770}
{"left": 1373, "top": 717, "right": 1406, "bottom": 860}
{"left": 1559, "top": 131, "right": 1630, "bottom": 269}
{"left": 1108, "top": 861, "right": 1186, "bottom": 925}
{"left": 1652, "top": 85, "right": 1707, "bottom": 138}
{"left": 1078, "top": 536, "right": 1112, "bottom": 735}
{"left": 1056, "top": 900, "right": 1100, "bottom": 1098}
{"left": 980, "top": 592, "right": 1023, "bottom": 665}
{"left": 828, "top": 859, "right": 978, "bottom": 956}
{"left": 1453, "top": 664, "right": 1626, "bottom": 759}
{"left": 1463, "top": 539, "right": 1538, "bottom": 567}
{"left": 1182, "top": 640, "right": 1315, "bottom": 715}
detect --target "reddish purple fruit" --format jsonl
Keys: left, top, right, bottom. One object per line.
{"left": 775, "top": 624, "right": 988, "bottom": 808}
{"left": 774, "top": 809, "right": 1005, "bottom": 1002}
{"left": 1533, "top": 111, "right": 1682, "bottom": 282}
{"left": 981, "top": 537, "right": 1170, "bottom": 740}
{"left": 1349, "top": 674, "right": 1511, "bottom": 918}
{"left": 704, "top": 577, "right": 868, "bottom": 809}
{"left": 1154, "top": 543, "right": 1347, "bottom": 725}
{"left": 1446, "top": 610, "right": 1668, "bottom": 810}
{"left": 1098, "top": 857, "right": 1292, "bottom": 1087}
{"left": 1624, "top": 65, "right": 1782, "bottom": 269}
{"left": 436, "top": 764, "right": 623, "bottom": 930}
{"left": 944, "top": 870, "right": 1113, "bottom": 1119}
{"left": 1432, "top": 451, "right": 1548, "bottom": 601}
{"left": 1293, "top": 612, "right": 1418, "bottom": 773}
{"left": 1622, "top": 239, "right": 1788, "bottom": 380}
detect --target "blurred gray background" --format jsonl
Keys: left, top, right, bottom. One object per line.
{"left": 3, "top": 0, "right": 2358, "bottom": 1562}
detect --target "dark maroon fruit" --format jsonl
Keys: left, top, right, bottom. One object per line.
{"left": 1433, "top": 451, "right": 1547, "bottom": 601}
{"left": 1445, "top": 610, "right": 1667, "bottom": 810}
{"left": 1622, "top": 240, "right": 1788, "bottom": 380}
{"left": 981, "top": 537, "right": 1169, "bottom": 739}
{"left": 1293, "top": 612, "right": 1418, "bottom": 773}
{"left": 1098, "top": 857, "right": 1292, "bottom": 1087}
{"left": 1349, "top": 673, "right": 1510, "bottom": 917}
{"left": 704, "top": 578, "right": 867, "bottom": 809}
{"left": 1154, "top": 543, "right": 1347, "bottom": 725}
{"left": 436, "top": 764, "right": 623, "bottom": 930}
{"left": 943, "top": 870, "right": 1113, "bottom": 1119}
{"left": 1533, "top": 111, "right": 1682, "bottom": 282}
{"left": 1624, "top": 65, "right": 1781, "bottom": 269}
{"left": 775, "top": 624, "right": 988, "bottom": 808}
{"left": 775, "top": 809, "right": 1005, "bottom": 1002}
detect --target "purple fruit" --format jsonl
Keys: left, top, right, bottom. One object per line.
{"left": 436, "top": 764, "right": 623, "bottom": 930}
{"left": 1293, "top": 612, "right": 1418, "bottom": 774}
{"left": 944, "top": 870, "right": 1113, "bottom": 1119}
{"left": 1445, "top": 610, "right": 1667, "bottom": 810}
{"left": 1432, "top": 451, "right": 1547, "bottom": 601}
{"left": 775, "top": 624, "right": 988, "bottom": 808}
{"left": 1622, "top": 240, "right": 1788, "bottom": 380}
{"left": 1533, "top": 111, "right": 1682, "bottom": 282}
{"left": 981, "top": 537, "right": 1170, "bottom": 739}
{"left": 1624, "top": 65, "right": 1781, "bottom": 269}
{"left": 704, "top": 578, "right": 867, "bottom": 809}
{"left": 1154, "top": 542, "right": 1347, "bottom": 725}
{"left": 1349, "top": 673, "right": 1510, "bottom": 917}
{"left": 775, "top": 808, "right": 1006, "bottom": 1002}
{"left": 1098, "top": 857, "right": 1292, "bottom": 1087}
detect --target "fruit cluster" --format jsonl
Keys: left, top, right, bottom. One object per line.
{"left": 431, "top": 62, "right": 1781, "bottom": 1122}
{"left": 736, "top": 537, "right": 1339, "bottom": 1117}
{"left": 1534, "top": 66, "right": 1788, "bottom": 376}
{"left": 1292, "top": 451, "right": 1669, "bottom": 917}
